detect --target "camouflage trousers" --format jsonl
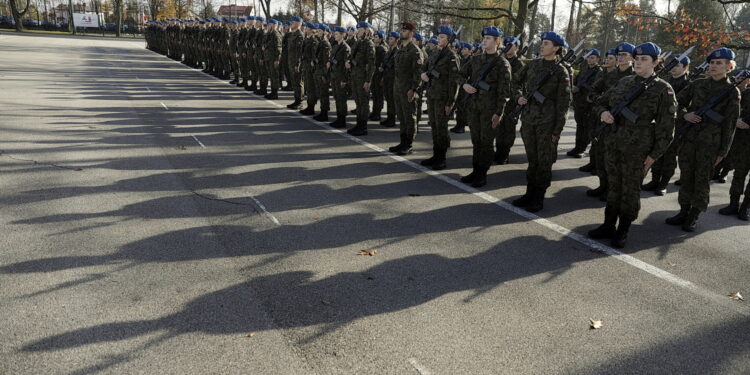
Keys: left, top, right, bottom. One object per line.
{"left": 383, "top": 76, "right": 396, "bottom": 118}
{"left": 468, "top": 100, "right": 499, "bottom": 169}
{"left": 352, "top": 74, "right": 370, "bottom": 123}
{"left": 521, "top": 121, "right": 558, "bottom": 189}
{"left": 729, "top": 130, "right": 750, "bottom": 200}
{"left": 605, "top": 145, "right": 649, "bottom": 221}
{"left": 314, "top": 73, "right": 330, "bottom": 112}
{"left": 677, "top": 138, "right": 720, "bottom": 212}
{"left": 304, "top": 67, "right": 317, "bottom": 108}
{"left": 394, "top": 84, "right": 418, "bottom": 141}
{"left": 650, "top": 138, "right": 681, "bottom": 182}
{"left": 495, "top": 113, "right": 518, "bottom": 158}
{"left": 371, "top": 73, "right": 384, "bottom": 115}
{"left": 573, "top": 103, "right": 594, "bottom": 152}
{"left": 332, "top": 76, "right": 348, "bottom": 117}
{"left": 427, "top": 98, "right": 451, "bottom": 152}
{"left": 288, "top": 62, "right": 304, "bottom": 101}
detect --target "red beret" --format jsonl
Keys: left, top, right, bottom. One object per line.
{"left": 401, "top": 21, "right": 416, "bottom": 31}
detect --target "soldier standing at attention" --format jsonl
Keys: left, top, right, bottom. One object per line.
{"left": 494, "top": 35, "right": 526, "bottom": 164}
{"left": 300, "top": 23, "right": 321, "bottom": 115}
{"left": 285, "top": 17, "right": 305, "bottom": 109}
{"left": 642, "top": 55, "right": 692, "bottom": 195}
{"left": 586, "top": 42, "right": 635, "bottom": 201}
{"left": 511, "top": 31, "right": 572, "bottom": 212}
{"left": 566, "top": 49, "right": 602, "bottom": 159}
{"left": 328, "top": 26, "right": 353, "bottom": 129}
{"left": 388, "top": 22, "right": 425, "bottom": 155}
{"left": 719, "top": 71, "right": 750, "bottom": 221}
{"left": 414, "top": 33, "right": 427, "bottom": 125}
{"left": 667, "top": 48, "right": 740, "bottom": 231}
{"left": 245, "top": 17, "right": 257, "bottom": 91}
{"left": 263, "top": 19, "right": 283, "bottom": 100}
{"left": 579, "top": 48, "right": 617, "bottom": 173}
{"left": 379, "top": 31, "right": 400, "bottom": 128}
{"left": 281, "top": 21, "right": 291, "bottom": 91}
{"left": 457, "top": 26, "right": 512, "bottom": 187}
{"left": 370, "top": 30, "right": 389, "bottom": 123}
{"left": 253, "top": 17, "right": 268, "bottom": 96}
{"left": 450, "top": 42, "right": 474, "bottom": 134}
{"left": 312, "top": 24, "right": 333, "bottom": 122}
{"left": 420, "top": 25, "right": 460, "bottom": 171}
{"left": 589, "top": 42, "right": 677, "bottom": 248}
{"left": 228, "top": 20, "right": 240, "bottom": 84}
{"left": 346, "top": 22, "right": 376, "bottom": 136}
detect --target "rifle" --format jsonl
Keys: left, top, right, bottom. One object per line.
{"left": 676, "top": 67, "right": 750, "bottom": 137}
{"left": 691, "top": 61, "right": 709, "bottom": 77}
{"left": 507, "top": 39, "right": 586, "bottom": 123}
{"left": 572, "top": 49, "right": 594, "bottom": 67}
{"left": 418, "top": 25, "right": 463, "bottom": 95}
{"left": 592, "top": 46, "right": 695, "bottom": 141}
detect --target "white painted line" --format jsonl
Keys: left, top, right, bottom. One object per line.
{"left": 249, "top": 195, "right": 281, "bottom": 226}
{"left": 191, "top": 135, "right": 206, "bottom": 148}
{"left": 146, "top": 87, "right": 151, "bottom": 92}
{"left": 152, "top": 49, "right": 750, "bottom": 316}
{"left": 160, "top": 102, "right": 168, "bottom": 110}
{"left": 408, "top": 358, "right": 432, "bottom": 375}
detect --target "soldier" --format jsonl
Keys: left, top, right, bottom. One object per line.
{"left": 328, "top": 26, "right": 352, "bottom": 128}
{"left": 237, "top": 18, "right": 251, "bottom": 88}
{"left": 285, "top": 17, "right": 305, "bottom": 109}
{"left": 312, "top": 24, "right": 333, "bottom": 122}
{"left": 414, "top": 32, "right": 427, "bottom": 125}
{"left": 667, "top": 48, "right": 741, "bottom": 231}
{"left": 457, "top": 26, "right": 512, "bottom": 187}
{"left": 346, "top": 22, "right": 375, "bottom": 136}
{"left": 253, "top": 17, "right": 268, "bottom": 96}
{"left": 300, "top": 23, "right": 320, "bottom": 115}
{"left": 586, "top": 42, "right": 635, "bottom": 201}
{"left": 579, "top": 48, "right": 616, "bottom": 173}
{"left": 719, "top": 71, "right": 750, "bottom": 221}
{"left": 566, "top": 48, "right": 602, "bottom": 159}
{"left": 388, "top": 21, "right": 425, "bottom": 155}
{"left": 494, "top": 35, "right": 527, "bottom": 164}
{"left": 588, "top": 42, "right": 677, "bottom": 248}
{"left": 370, "top": 30, "right": 388, "bottom": 122}
{"left": 450, "top": 42, "right": 474, "bottom": 134}
{"left": 281, "top": 21, "right": 291, "bottom": 91}
{"left": 263, "top": 19, "right": 283, "bottom": 99}
{"left": 511, "top": 31, "right": 572, "bottom": 212}
{"left": 228, "top": 20, "right": 241, "bottom": 84}
{"left": 379, "top": 31, "right": 400, "bottom": 128}
{"left": 420, "top": 25, "right": 460, "bottom": 171}
{"left": 642, "top": 55, "right": 692, "bottom": 195}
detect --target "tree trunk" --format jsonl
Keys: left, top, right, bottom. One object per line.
{"left": 550, "top": 0, "right": 556, "bottom": 31}
{"left": 528, "top": 0, "right": 539, "bottom": 49}
{"left": 565, "top": 0, "right": 575, "bottom": 42}
{"left": 115, "top": 0, "right": 122, "bottom": 37}
{"left": 336, "top": 0, "right": 342, "bottom": 25}
{"left": 513, "top": 0, "right": 528, "bottom": 37}
{"left": 9, "top": 0, "right": 31, "bottom": 31}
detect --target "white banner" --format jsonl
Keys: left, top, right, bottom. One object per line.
{"left": 73, "top": 13, "right": 100, "bottom": 28}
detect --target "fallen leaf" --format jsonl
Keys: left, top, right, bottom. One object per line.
{"left": 322, "top": 300, "right": 332, "bottom": 305}
{"left": 313, "top": 217, "right": 321, "bottom": 220}
{"left": 245, "top": 332, "right": 256, "bottom": 338}
{"left": 175, "top": 145, "right": 187, "bottom": 150}
{"left": 358, "top": 249, "right": 377, "bottom": 256}
{"left": 728, "top": 292, "right": 744, "bottom": 301}
{"left": 366, "top": 276, "right": 375, "bottom": 280}
{"left": 589, "top": 319, "right": 603, "bottom": 329}
{"left": 408, "top": 193, "right": 421, "bottom": 197}
{"left": 87, "top": 126, "right": 97, "bottom": 129}
{"left": 74, "top": 168, "right": 83, "bottom": 171}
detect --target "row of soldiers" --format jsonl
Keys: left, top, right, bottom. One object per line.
{"left": 144, "top": 17, "right": 749, "bottom": 249}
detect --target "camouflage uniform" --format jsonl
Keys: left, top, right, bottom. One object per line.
{"left": 329, "top": 40, "right": 352, "bottom": 127}
{"left": 569, "top": 62, "right": 603, "bottom": 155}
{"left": 286, "top": 28, "right": 305, "bottom": 105}
{"left": 380, "top": 44, "right": 398, "bottom": 127}
{"left": 494, "top": 55, "right": 526, "bottom": 163}
{"left": 254, "top": 26, "right": 268, "bottom": 94}
{"left": 720, "top": 87, "right": 750, "bottom": 220}
{"left": 370, "top": 42, "right": 389, "bottom": 120}
{"left": 313, "top": 34, "right": 332, "bottom": 120}
{"left": 390, "top": 41, "right": 425, "bottom": 154}
{"left": 348, "top": 36, "right": 375, "bottom": 134}
{"left": 263, "top": 26, "right": 283, "bottom": 97}
{"left": 420, "top": 45, "right": 460, "bottom": 170}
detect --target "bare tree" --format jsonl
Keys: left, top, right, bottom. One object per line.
{"left": 148, "top": 0, "right": 164, "bottom": 19}
{"left": 8, "top": 0, "right": 31, "bottom": 31}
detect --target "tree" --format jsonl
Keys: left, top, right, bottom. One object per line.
{"left": 112, "top": 0, "right": 122, "bottom": 36}
{"left": 8, "top": 0, "right": 31, "bottom": 31}
{"left": 148, "top": 0, "right": 164, "bottom": 19}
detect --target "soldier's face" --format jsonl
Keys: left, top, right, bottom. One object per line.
{"left": 539, "top": 40, "right": 558, "bottom": 57}
{"left": 388, "top": 36, "right": 397, "bottom": 45}
{"left": 482, "top": 35, "right": 498, "bottom": 51}
{"left": 505, "top": 44, "right": 519, "bottom": 55}
{"left": 461, "top": 48, "right": 471, "bottom": 57}
{"left": 586, "top": 55, "right": 599, "bottom": 66}
{"left": 400, "top": 30, "right": 411, "bottom": 40}
{"left": 357, "top": 28, "right": 366, "bottom": 37}
{"left": 670, "top": 63, "right": 687, "bottom": 77}
{"left": 334, "top": 31, "right": 344, "bottom": 42}
{"left": 438, "top": 34, "right": 449, "bottom": 48}
{"left": 604, "top": 55, "right": 616, "bottom": 68}
{"left": 633, "top": 55, "right": 657, "bottom": 77}
{"left": 708, "top": 59, "right": 732, "bottom": 77}
{"left": 617, "top": 52, "right": 634, "bottom": 67}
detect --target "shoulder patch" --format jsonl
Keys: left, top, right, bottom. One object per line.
{"left": 667, "top": 89, "right": 674, "bottom": 97}
{"left": 564, "top": 77, "right": 570, "bottom": 83}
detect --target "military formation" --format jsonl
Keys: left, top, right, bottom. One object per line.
{"left": 145, "top": 16, "right": 750, "bottom": 249}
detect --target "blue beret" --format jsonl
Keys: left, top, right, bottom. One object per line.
{"left": 291, "top": 16, "right": 303, "bottom": 22}
{"left": 284, "top": 21, "right": 291, "bottom": 25}
{"left": 461, "top": 42, "right": 472, "bottom": 50}
{"left": 320, "top": 24, "right": 330, "bottom": 33}
{"left": 374, "top": 30, "right": 384, "bottom": 39}
{"left": 474, "top": 43, "right": 482, "bottom": 50}
{"left": 356, "top": 21, "right": 372, "bottom": 29}
{"left": 195, "top": 17, "right": 200, "bottom": 21}
{"left": 541, "top": 31, "right": 567, "bottom": 48}
{"left": 588, "top": 48, "right": 601, "bottom": 56}
{"left": 347, "top": 26, "right": 355, "bottom": 32}
{"left": 706, "top": 47, "right": 736, "bottom": 62}
{"left": 334, "top": 26, "right": 347, "bottom": 33}
{"left": 616, "top": 42, "right": 636, "bottom": 55}
{"left": 246, "top": 16, "right": 255, "bottom": 21}
{"left": 437, "top": 25, "right": 455, "bottom": 36}
{"left": 503, "top": 36, "right": 521, "bottom": 46}
{"left": 221, "top": 17, "right": 228, "bottom": 22}
{"left": 634, "top": 42, "right": 661, "bottom": 58}
{"left": 414, "top": 33, "right": 424, "bottom": 41}
{"left": 388, "top": 31, "right": 400, "bottom": 39}
{"left": 256, "top": 16, "right": 265, "bottom": 22}
{"left": 239, "top": 17, "right": 245, "bottom": 22}
{"left": 605, "top": 48, "right": 617, "bottom": 57}
{"left": 268, "top": 18, "right": 277, "bottom": 24}
{"left": 482, "top": 26, "right": 502, "bottom": 37}
{"left": 428, "top": 39, "right": 438, "bottom": 45}
{"left": 680, "top": 56, "right": 691, "bottom": 66}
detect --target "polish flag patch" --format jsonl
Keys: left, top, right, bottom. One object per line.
{"left": 667, "top": 89, "right": 675, "bottom": 97}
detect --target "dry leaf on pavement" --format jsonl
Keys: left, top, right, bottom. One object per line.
{"left": 322, "top": 300, "right": 332, "bottom": 305}
{"left": 245, "top": 332, "right": 256, "bottom": 338}
{"left": 358, "top": 249, "right": 377, "bottom": 256}
{"left": 589, "top": 319, "right": 603, "bottom": 329}
{"left": 728, "top": 292, "right": 744, "bottom": 301}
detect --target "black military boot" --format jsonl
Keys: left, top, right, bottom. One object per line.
{"left": 420, "top": 151, "right": 437, "bottom": 167}
{"left": 654, "top": 175, "right": 670, "bottom": 196}
{"left": 512, "top": 184, "right": 534, "bottom": 207}
{"left": 330, "top": 115, "right": 347, "bottom": 129}
{"left": 368, "top": 111, "right": 382, "bottom": 121}
{"left": 674, "top": 179, "right": 682, "bottom": 186}
{"left": 611, "top": 218, "right": 632, "bottom": 248}
{"left": 380, "top": 115, "right": 396, "bottom": 127}
{"left": 247, "top": 81, "right": 257, "bottom": 91}
{"left": 432, "top": 149, "right": 447, "bottom": 171}
{"left": 264, "top": 89, "right": 278, "bottom": 100}
{"left": 397, "top": 139, "right": 413, "bottom": 155}
{"left": 719, "top": 195, "right": 740, "bottom": 216}
{"left": 525, "top": 187, "right": 546, "bottom": 213}
{"left": 641, "top": 177, "right": 659, "bottom": 191}
{"left": 350, "top": 108, "right": 357, "bottom": 114}
{"left": 494, "top": 150, "right": 509, "bottom": 165}
{"left": 716, "top": 167, "right": 730, "bottom": 183}
{"left": 229, "top": 77, "right": 238, "bottom": 84}
{"left": 471, "top": 167, "right": 489, "bottom": 188}
{"left": 313, "top": 111, "right": 328, "bottom": 122}
{"left": 566, "top": 148, "right": 584, "bottom": 158}
{"left": 586, "top": 184, "right": 607, "bottom": 197}
{"left": 588, "top": 205, "right": 618, "bottom": 240}
{"left": 461, "top": 163, "right": 479, "bottom": 184}
{"left": 256, "top": 86, "right": 267, "bottom": 96}
{"left": 450, "top": 124, "right": 466, "bottom": 134}
{"left": 287, "top": 99, "right": 302, "bottom": 110}
{"left": 348, "top": 120, "right": 368, "bottom": 136}
{"left": 665, "top": 205, "right": 690, "bottom": 225}
{"left": 682, "top": 208, "right": 701, "bottom": 232}
{"left": 579, "top": 162, "right": 594, "bottom": 173}
{"left": 389, "top": 134, "right": 406, "bottom": 153}
{"left": 299, "top": 106, "right": 316, "bottom": 116}
{"left": 739, "top": 199, "right": 749, "bottom": 221}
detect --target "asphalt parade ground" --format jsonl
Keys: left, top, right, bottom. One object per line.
{"left": 1, "top": 31, "right": 749, "bottom": 374}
